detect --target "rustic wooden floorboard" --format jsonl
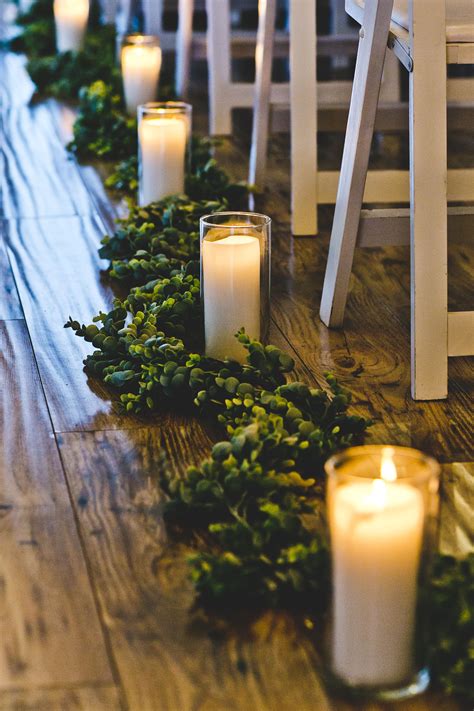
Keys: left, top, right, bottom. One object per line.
{"left": 0, "top": 234, "right": 22, "bottom": 320}
{"left": 0, "top": 105, "right": 94, "bottom": 219}
{"left": 57, "top": 430, "right": 469, "bottom": 711}
{"left": 1, "top": 215, "right": 154, "bottom": 432}
{"left": 57, "top": 429, "right": 353, "bottom": 711}
{"left": 0, "top": 321, "right": 114, "bottom": 689}
{"left": 0, "top": 44, "right": 472, "bottom": 711}
{"left": 0, "top": 685, "right": 122, "bottom": 710}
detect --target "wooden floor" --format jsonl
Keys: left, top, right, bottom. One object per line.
{"left": 0, "top": 49, "right": 473, "bottom": 711}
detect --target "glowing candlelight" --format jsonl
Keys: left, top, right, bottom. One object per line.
{"left": 53, "top": 0, "right": 89, "bottom": 53}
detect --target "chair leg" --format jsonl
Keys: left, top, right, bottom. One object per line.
{"left": 289, "top": 0, "right": 317, "bottom": 236}
{"left": 175, "top": 0, "right": 194, "bottom": 98}
{"left": 379, "top": 47, "right": 401, "bottom": 103}
{"left": 248, "top": 0, "right": 277, "bottom": 188}
{"left": 142, "top": 0, "right": 163, "bottom": 35}
{"left": 207, "top": 0, "right": 233, "bottom": 135}
{"left": 409, "top": 0, "right": 448, "bottom": 399}
{"left": 331, "top": 0, "right": 352, "bottom": 70}
{"left": 319, "top": 0, "right": 394, "bottom": 326}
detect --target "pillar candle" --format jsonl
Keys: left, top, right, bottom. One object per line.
{"left": 138, "top": 116, "right": 187, "bottom": 206}
{"left": 53, "top": 0, "right": 89, "bottom": 53}
{"left": 329, "top": 478, "right": 424, "bottom": 687}
{"left": 121, "top": 43, "right": 162, "bottom": 116}
{"left": 203, "top": 235, "right": 261, "bottom": 362}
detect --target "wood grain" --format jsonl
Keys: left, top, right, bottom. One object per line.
{"left": 2, "top": 215, "right": 155, "bottom": 432}
{"left": 0, "top": 685, "right": 122, "bottom": 710}
{"left": 0, "top": 40, "right": 472, "bottom": 711}
{"left": 57, "top": 428, "right": 338, "bottom": 711}
{"left": 0, "top": 321, "right": 113, "bottom": 689}
{"left": 0, "top": 103, "right": 94, "bottom": 219}
{"left": 58, "top": 429, "right": 468, "bottom": 711}
{"left": 0, "top": 227, "right": 22, "bottom": 320}
{"left": 0, "top": 54, "right": 36, "bottom": 110}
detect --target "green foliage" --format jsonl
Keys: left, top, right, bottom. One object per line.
{"left": 10, "top": 18, "right": 55, "bottom": 57}
{"left": 428, "top": 553, "right": 474, "bottom": 700}
{"left": 105, "top": 148, "right": 250, "bottom": 205}
{"left": 105, "top": 155, "right": 139, "bottom": 194}
{"left": 68, "top": 80, "right": 136, "bottom": 158}
{"left": 99, "top": 196, "right": 225, "bottom": 264}
{"left": 11, "top": 2, "right": 464, "bottom": 693}
{"left": 27, "top": 26, "right": 118, "bottom": 100}
{"left": 9, "top": 0, "right": 54, "bottom": 56}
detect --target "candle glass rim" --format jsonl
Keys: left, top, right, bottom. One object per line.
{"left": 200, "top": 211, "right": 272, "bottom": 231}
{"left": 121, "top": 32, "right": 161, "bottom": 48}
{"left": 54, "top": 0, "right": 88, "bottom": 6}
{"left": 138, "top": 101, "right": 192, "bottom": 118}
{"left": 325, "top": 445, "right": 440, "bottom": 487}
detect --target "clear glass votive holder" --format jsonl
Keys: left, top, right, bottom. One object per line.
{"left": 324, "top": 445, "right": 440, "bottom": 701}
{"left": 200, "top": 212, "right": 271, "bottom": 363}
{"left": 138, "top": 102, "right": 192, "bottom": 207}
{"left": 53, "top": 0, "right": 89, "bottom": 54}
{"left": 121, "top": 33, "right": 162, "bottom": 116}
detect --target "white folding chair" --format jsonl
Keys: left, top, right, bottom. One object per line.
{"left": 320, "top": 0, "right": 474, "bottom": 399}
{"left": 206, "top": 0, "right": 291, "bottom": 134}
{"left": 248, "top": 0, "right": 401, "bottom": 235}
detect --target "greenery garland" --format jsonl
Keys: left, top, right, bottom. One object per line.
{"left": 12, "top": 1, "right": 474, "bottom": 700}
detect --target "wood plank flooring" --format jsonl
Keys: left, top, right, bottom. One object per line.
{"left": 0, "top": 49, "right": 472, "bottom": 711}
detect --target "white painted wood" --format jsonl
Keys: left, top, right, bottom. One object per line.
{"left": 316, "top": 168, "right": 474, "bottom": 204}
{"left": 379, "top": 46, "right": 400, "bottom": 102}
{"left": 448, "top": 312, "right": 474, "bottom": 357}
{"left": 447, "top": 77, "right": 474, "bottom": 102}
{"left": 448, "top": 43, "right": 474, "bottom": 64}
{"left": 289, "top": 0, "right": 318, "bottom": 235}
{"left": 143, "top": 0, "right": 164, "bottom": 35}
{"left": 409, "top": 0, "right": 448, "bottom": 400}
{"left": 357, "top": 206, "right": 474, "bottom": 248}
{"left": 319, "top": 0, "right": 395, "bottom": 326}
{"left": 331, "top": 0, "right": 355, "bottom": 69}
{"left": 100, "top": 0, "right": 118, "bottom": 24}
{"left": 207, "top": 0, "right": 233, "bottom": 134}
{"left": 249, "top": 0, "right": 278, "bottom": 188}
{"left": 176, "top": 0, "right": 194, "bottom": 97}
{"left": 116, "top": 0, "right": 133, "bottom": 36}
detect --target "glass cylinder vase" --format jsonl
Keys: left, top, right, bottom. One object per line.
{"left": 200, "top": 212, "right": 271, "bottom": 363}
{"left": 138, "top": 102, "right": 192, "bottom": 207}
{"left": 53, "top": 0, "right": 89, "bottom": 53}
{"left": 325, "top": 445, "right": 440, "bottom": 701}
{"left": 121, "top": 34, "right": 162, "bottom": 116}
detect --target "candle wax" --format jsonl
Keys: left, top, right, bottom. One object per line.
{"left": 330, "top": 480, "right": 424, "bottom": 687}
{"left": 138, "top": 116, "right": 187, "bottom": 206}
{"left": 203, "top": 235, "right": 261, "bottom": 362}
{"left": 54, "top": 0, "right": 89, "bottom": 53}
{"left": 121, "top": 44, "right": 162, "bottom": 116}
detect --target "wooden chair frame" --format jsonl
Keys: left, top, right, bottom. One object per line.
{"left": 319, "top": 0, "right": 474, "bottom": 399}
{"left": 248, "top": 0, "right": 401, "bottom": 235}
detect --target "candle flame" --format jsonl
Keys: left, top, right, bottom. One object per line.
{"left": 370, "top": 478, "right": 387, "bottom": 509}
{"left": 381, "top": 446, "right": 397, "bottom": 482}
{"left": 367, "top": 448, "right": 397, "bottom": 510}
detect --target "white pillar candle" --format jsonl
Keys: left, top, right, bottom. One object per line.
{"left": 138, "top": 116, "right": 187, "bottom": 206}
{"left": 203, "top": 235, "right": 261, "bottom": 362}
{"left": 121, "top": 43, "right": 162, "bottom": 116}
{"left": 330, "top": 478, "right": 424, "bottom": 687}
{"left": 53, "top": 0, "right": 89, "bottom": 53}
